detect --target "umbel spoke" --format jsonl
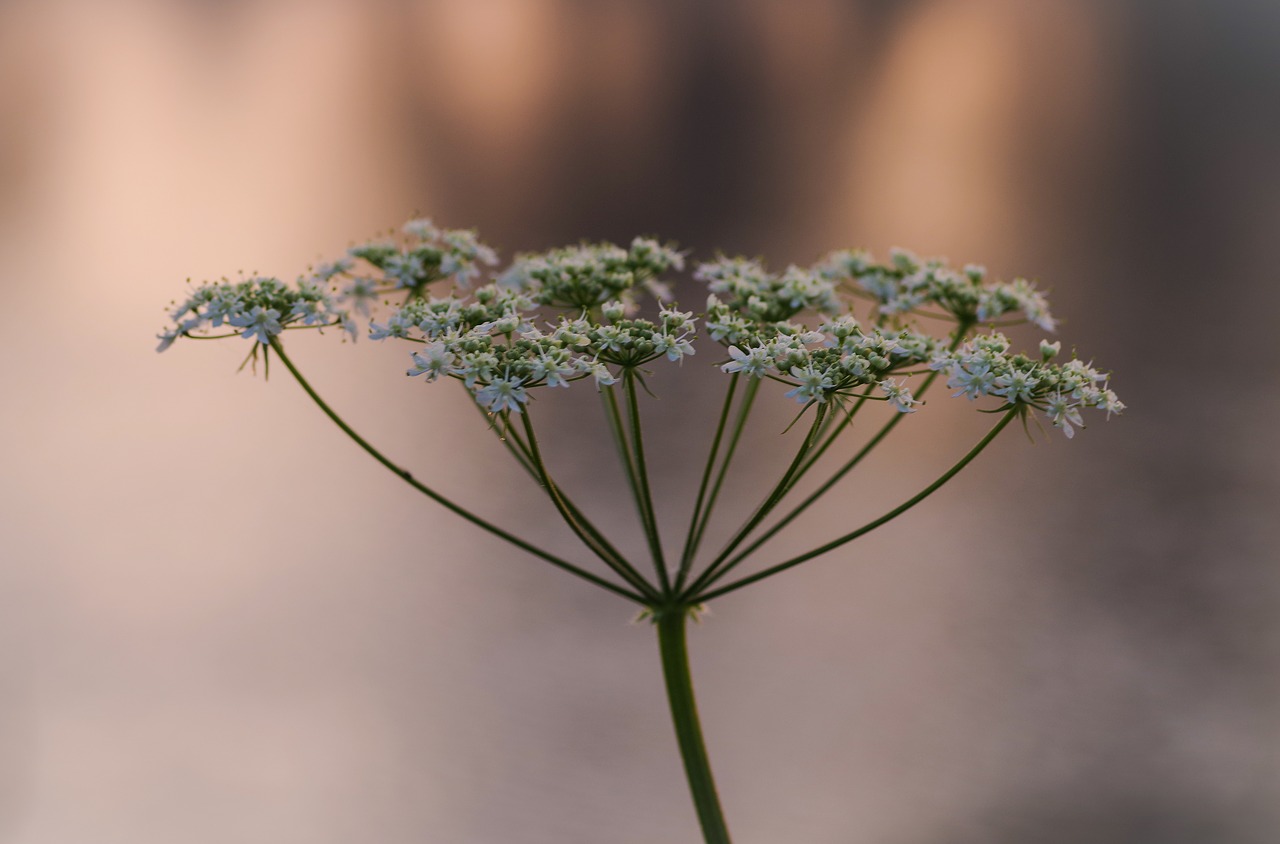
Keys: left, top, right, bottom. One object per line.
{"left": 270, "top": 338, "right": 649, "bottom": 605}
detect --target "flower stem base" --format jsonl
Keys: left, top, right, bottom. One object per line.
{"left": 657, "top": 606, "right": 733, "bottom": 844}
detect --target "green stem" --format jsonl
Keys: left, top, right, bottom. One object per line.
{"left": 625, "top": 370, "right": 671, "bottom": 595}
{"left": 269, "top": 339, "right": 647, "bottom": 605}
{"left": 714, "top": 389, "right": 912, "bottom": 576}
{"left": 682, "top": 403, "right": 828, "bottom": 601}
{"left": 681, "top": 375, "right": 760, "bottom": 580}
{"left": 692, "top": 407, "right": 1018, "bottom": 603}
{"left": 676, "top": 374, "right": 740, "bottom": 592}
{"left": 793, "top": 386, "right": 874, "bottom": 481}
{"left": 519, "top": 409, "right": 661, "bottom": 601}
{"left": 601, "top": 385, "right": 650, "bottom": 544}
{"left": 656, "top": 607, "right": 733, "bottom": 844}
{"left": 474, "top": 397, "right": 538, "bottom": 478}
{"left": 493, "top": 405, "right": 653, "bottom": 596}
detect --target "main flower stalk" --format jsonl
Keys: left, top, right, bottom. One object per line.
{"left": 656, "top": 605, "right": 732, "bottom": 844}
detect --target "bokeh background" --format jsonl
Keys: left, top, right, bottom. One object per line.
{"left": 2, "top": 1, "right": 1278, "bottom": 842}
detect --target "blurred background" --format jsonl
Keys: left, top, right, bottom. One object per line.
{"left": 1, "top": 1, "right": 1277, "bottom": 842}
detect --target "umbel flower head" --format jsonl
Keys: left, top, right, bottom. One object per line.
{"left": 350, "top": 218, "right": 499, "bottom": 290}
{"left": 157, "top": 218, "right": 1121, "bottom": 437}
{"left": 931, "top": 333, "right": 1125, "bottom": 438}
{"left": 157, "top": 217, "right": 1127, "bottom": 844}
{"left": 157, "top": 274, "right": 351, "bottom": 352}
{"left": 818, "top": 247, "right": 1056, "bottom": 331}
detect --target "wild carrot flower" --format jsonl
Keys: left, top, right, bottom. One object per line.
{"left": 158, "top": 219, "right": 1125, "bottom": 844}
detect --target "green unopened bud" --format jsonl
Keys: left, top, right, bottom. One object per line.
{"left": 602, "top": 301, "right": 626, "bottom": 322}
{"left": 492, "top": 315, "right": 520, "bottom": 335}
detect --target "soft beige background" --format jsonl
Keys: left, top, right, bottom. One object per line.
{"left": 1, "top": 1, "right": 1277, "bottom": 842}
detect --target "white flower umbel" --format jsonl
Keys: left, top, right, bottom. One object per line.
{"left": 703, "top": 293, "right": 938, "bottom": 411}
{"left": 159, "top": 217, "right": 1125, "bottom": 844}
{"left": 932, "top": 332, "right": 1124, "bottom": 437}
{"left": 156, "top": 275, "right": 348, "bottom": 351}
{"left": 503, "top": 238, "right": 682, "bottom": 311}
{"left": 344, "top": 221, "right": 500, "bottom": 297}
{"left": 694, "top": 256, "right": 840, "bottom": 323}
{"left": 361, "top": 274, "right": 697, "bottom": 412}
{"left": 819, "top": 247, "right": 1058, "bottom": 331}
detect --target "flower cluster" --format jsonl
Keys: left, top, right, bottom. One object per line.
{"left": 931, "top": 333, "right": 1125, "bottom": 437}
{"left": 392, "top": 297, "right": 698, "bottom": 412}
{"left": 818, "top": 248, "right": 1056, "bottom": 331}
{"left": 691, "top": 254, "right": 944, "bottom": 413}
{"left": 405, "top": 324, "right": 611, "bottom": 413}
{"left": 586, "top": 304, "right": 698, "bottom": 367}
{"left": 720, "top": 317, "right": 935, "bottom": 411}
{"left": 158, "top": 217, "right": 1122, "bottom": 436}
{"left": 370, "top": 284, "right": 537, "bottom": 341}
{"left": 501, "top": 238, "right": 684, "bottom": 310}
{"left": 347, "top": 218, "right": 499, "bottom": 293}
{"left": 157, "top": 275, "right": 349, "bottom": 351}
{"left": 695, "top": 257, "right": 840, "bottom": 324}
{"left": 357, "top": 234, "right": 692, "bottom": 412}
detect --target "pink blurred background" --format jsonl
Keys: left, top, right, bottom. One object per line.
{"left": 1, "top": 1, "right": 1277, "bottom": 842}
